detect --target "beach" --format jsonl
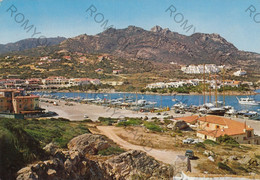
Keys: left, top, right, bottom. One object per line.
{"left": 40, "top": 98, "right": 193, "bottom": 121}
{"left": 40, "top": 98, "right": 260, "bottom": 136}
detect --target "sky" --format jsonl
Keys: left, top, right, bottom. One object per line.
{"left": 0, "top": 0, "right": 260, "bottom": 53}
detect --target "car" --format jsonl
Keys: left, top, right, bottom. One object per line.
{"left": 185, "top": 150, "right": 194, "bottom": 159}
{"left": 183, "top": 138, "right": 194, "bottom": 144}
{"left": 84, "top": 114, "right": 89, "bottom": 119}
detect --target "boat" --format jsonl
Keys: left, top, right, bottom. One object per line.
{"left": 207, "top": 107, "right": 226, "bottom": 116}
{"left": 236, "top": 97, "right": 259, "bottom": 105}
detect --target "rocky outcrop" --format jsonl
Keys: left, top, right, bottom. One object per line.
{"left": 16, "top": 134, "right": 172, "bottom": 180}
{"left": 67, "top": 134, "right": 111, "bottom": 155}
{"left": 101, "top": 150, "right": 172, "bottom": 179}
{"left": 59, "top": 25, "right": 260, "bottom": 65}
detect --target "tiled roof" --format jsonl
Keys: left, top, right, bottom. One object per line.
{"left": 197, "top": 115, "right": 253, "bottom": 137}
{"left": 175, "top": 115, "right": 199, "bottom": 124}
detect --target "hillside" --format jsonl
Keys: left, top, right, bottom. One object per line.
{"left": 0, "top": 37, "right": 66, "bottom": 54}
{"left": 59, "top": 25, "right": 260, "bottom": 65}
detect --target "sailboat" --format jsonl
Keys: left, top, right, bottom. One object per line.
{"left": 236, "top": 97, "right": 259, "bottom": 106}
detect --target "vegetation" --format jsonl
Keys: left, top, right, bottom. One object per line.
{"left": 98, "top": 117, "right": 118, "bottom": 126}
{"left": 217, "top": 162, "right": 236, "bottom": 174}
{"left": 218, "top": 135, "right": 239, "bottom": 146}
{"left": 0, "top": 118, "right": 90, "bottom": 179}
{"left": 117, "top": 118, "right": 143, "bottom": 127}
{"left": 143, "top": 122, "right": 162, "bottom": 132}
{"left": 204, "top": 139, "right": 219, "bottom": 146}
{"left": 98, "top": 146, "right": 125, "bottom": 156}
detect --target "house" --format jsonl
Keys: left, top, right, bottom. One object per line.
{"left": 175, "top": 115, "right": 199, "bottom": 125}
{"left": 0, "top": 89, "right": 41, "bottom": 115}
{"left": 196, "top": 115, "right": 260, "bottom": 145}
{"left": 113, "top": 70, "right": 122, "bottom": 74}
{"left": 63, "top": 56, "right": 71, "bottom": 60}
{"left": 40, "top": 56, "right": 49, "bottom": 61}
{"left": 70, "top": 78, "right": 91, "bottom": 86}
{"left": 233, "top": 69, "right": 247, "bottom": 76}
{"left": 95, "top": 68, "right": 104, "bottom": 73}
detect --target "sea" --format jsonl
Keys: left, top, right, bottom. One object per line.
{"left": 35, "top": 89, "right": 260, "bottom": 112}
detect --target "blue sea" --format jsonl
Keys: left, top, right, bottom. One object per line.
{"left": 35, "top": 89, "right": 260, "bottom": 112}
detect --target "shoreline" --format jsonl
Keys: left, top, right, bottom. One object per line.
{"left": 34, "top": 89, "right": 259, "bottom": 96}
{"left": 40, "top": 98, "right": 260, "bottom": 136}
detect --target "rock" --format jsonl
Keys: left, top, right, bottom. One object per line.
{"left": 47, "top": 169, "right": 56, "bottom": 176}
{"left": 151, "top": 25, "right": 163, "bottom": 33}
{"left": 208, "top": 156, "right": 214, "bottom": 162}
{"left": 102, "top": 150, "right": 172, "bottom": 179}
{"left": 43, "top": 143, "right": 58, "bottom": 155}
{"left": 16, "top": 135, "right": 172, "bottom": 180}
{"left": 203, "top": 150, "right": 215, "bottom": 157}
{"left": 173, "top": 121, "right": 189, "bottom": 130}
{"left": 67, "top": 134, "right": 111, "bottom": 155}
{"left": 247, "top": 158, "right": 259, "bottom": 167}
{"left": 228, "top": 155, "right": 238, "bottom": 161}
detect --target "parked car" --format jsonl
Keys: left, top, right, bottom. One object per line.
{"left": 183, "top": 138, "right": 194, "bottom": 144}
{"left": 185, "top": 150, "right": 194, "bottom": 159}
{"left": 84, "top": 114, "right": 89, "bottom": 119}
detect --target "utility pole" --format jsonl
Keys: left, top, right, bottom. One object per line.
{"left": 209, "top": 71, "right": 211, "bottom": 103}
{"left": 222, "top": 68, "right": 225, "bottom": 106}
{"left": 203, "top": 64, "right": 206, "bottom": 105}
{"left": 215, "top": 74, "right": 218, "bottom": 107}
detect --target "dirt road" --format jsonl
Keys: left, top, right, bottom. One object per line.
{"left": 96, "top": 126, "right": 199, "bottom": 172}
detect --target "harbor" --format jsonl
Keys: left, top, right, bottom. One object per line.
{"left": 35, "top": 89, "right": 260, "bottom": 120}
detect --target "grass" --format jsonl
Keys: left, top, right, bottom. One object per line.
{"left": 98, "top": 146, "right": 125, "bottom": 156}
{"left": 217, "top": 162, "right": 236, "bottom": 174}
{"left": 204, "top": 139, "right": 219, "bottom": 146}
{"left": 98, "top": 117, "right": 117, "bottom": 126}
{"left": 117, "top": 118, "right": 143, "bottom": 127}
{"left": 143, "top": 122, "right": 162, "bottom": 132}
{"left": 0, "top": 117, "right": 90, "bottom": 180}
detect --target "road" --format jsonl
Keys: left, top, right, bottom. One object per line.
{"left": 96, "top": 126, "right": 199, "bottom": 172}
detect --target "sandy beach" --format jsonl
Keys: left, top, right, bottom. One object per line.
{"left": 40, "top": 98, "right": 260, "bottom": 136}
{"left": 40, "top": 98, "right": 193, "bottom": 121}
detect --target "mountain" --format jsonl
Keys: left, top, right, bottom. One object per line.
{"left": 59, "top": 26, "right": 260, "bottom": 65}
{"left": 0, "top": 37, "right": 66, "bottom": 54}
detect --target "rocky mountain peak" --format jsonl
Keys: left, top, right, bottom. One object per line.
{"left": 151, "top": 25, "right": 163, "bottom": 33}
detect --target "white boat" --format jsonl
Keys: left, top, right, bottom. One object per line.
{"left": 236, "top": 97, "right": 259, "bottom": 106}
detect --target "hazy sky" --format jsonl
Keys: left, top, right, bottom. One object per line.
{"left": 0, "top": 0, "right": 260, "bottom": 53}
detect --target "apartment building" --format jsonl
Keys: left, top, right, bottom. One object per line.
{"left": 0, "top": 89, "right": 41, "bottom": 114}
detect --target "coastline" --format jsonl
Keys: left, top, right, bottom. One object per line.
{"left": 40, "top": 98, "right": 260, "bottom": 136}
{"left": 36, "top": 89, "right": 259, "bottom": 96}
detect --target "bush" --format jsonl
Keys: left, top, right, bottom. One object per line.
{"left": 218, "top": 135, "right": 239, "bottom": 145}
{"left": 204, "top": 139, "right": 219, "bottom": 146}
{"left": 98, "top": 146, "right": 125, "bottom": 156}
{"left": 195, "top": 142, "right": 206, "bottom": 149}
{"left": 144, "top": 122, "right": 162, "bottom": 132}
{"left": 117, "top": 118, "right": 142, "bottom": 127}
{"left": 217, "top": 162, "right": 236, "bottom": 174}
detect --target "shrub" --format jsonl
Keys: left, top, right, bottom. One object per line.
{"left": 218, "top": 135, "right": 239, "bottom": 145}
{"left": 144, "top": 122, "right": 162, "bottom": 132}
{"left": 98, "top": 146, "right": 125, "bottom": 156}
{"left": 217, "top": 162, "right": 236, "bottom": 174}
{"left": 204, "top": 139, "right": 219, "bottom": 146}
{"left": 195, "top": 142, "right": 206, "bottom": 149}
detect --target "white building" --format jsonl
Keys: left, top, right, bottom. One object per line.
{"left": 181, "top": 64, "right": 221, "bottom": 74}
{"left": 233, "top": 69, "right": 247, "bottom": 76}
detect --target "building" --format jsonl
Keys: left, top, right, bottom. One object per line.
{"left": 233, "top": 69, "right": 247, "bottom": 76}
{"left": 113, "top": 70, "right": 122, "bottom": 74}
{"left": 95, "top": 68, "right": 104, "bottom": 73}
{"left": 196, "top": 115, "right": 260, "bottom": 145}
{"left": 0, "top": 89, "right": 41, "bottom": 115}
{"left": 181, "top": 64, "right": 221, "bottom": 74}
